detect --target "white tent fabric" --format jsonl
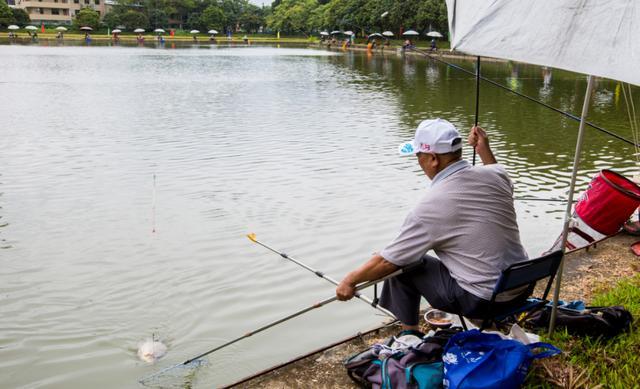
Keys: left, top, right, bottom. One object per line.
{"left": 446, "top": 0, "right": 639, "bottom": 86}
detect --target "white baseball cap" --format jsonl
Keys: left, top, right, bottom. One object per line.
{"left": 398, "top": 118, "right": 463, "bottom": 156}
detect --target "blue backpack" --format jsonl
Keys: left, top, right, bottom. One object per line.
{"left": 442, "top": 330, "right": 561, "bottom": 389}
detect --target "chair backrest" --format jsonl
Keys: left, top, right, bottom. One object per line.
{"left": 491, "top": 250, "right": 564, "bottom": 302}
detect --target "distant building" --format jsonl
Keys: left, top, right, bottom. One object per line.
{"left": 11, "top": 0, "right": 108, "bottom": 25}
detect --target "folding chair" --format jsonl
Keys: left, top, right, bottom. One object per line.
{"left": 458, "top": 250, "right": 564, "bottom": 331}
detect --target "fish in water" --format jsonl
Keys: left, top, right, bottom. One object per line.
{"left": 137, "top": 334, "right": 167, "bottom": 363}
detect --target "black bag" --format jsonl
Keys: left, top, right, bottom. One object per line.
{"left": 527, "top": 305, "right": 632, "bottom": 338}
{"left": 344, "top": 328, "right": 461, "bottom": 388}
{"left": 344, "top": 330, "right": 422, "bottom": 388}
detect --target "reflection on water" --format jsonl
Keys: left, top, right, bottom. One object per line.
{"left": 0, "top": 43, "right": 638, "bottom": 388}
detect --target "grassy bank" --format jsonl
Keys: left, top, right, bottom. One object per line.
{"left": 526, "top": 274, "right": 640, "bottom": 387}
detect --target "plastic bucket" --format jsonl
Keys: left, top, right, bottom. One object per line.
{"left": 575, "top": 170, "right": 640, "bottom": 235}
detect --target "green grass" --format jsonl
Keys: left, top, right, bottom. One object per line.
{"left": 525, "top": 275, "right": 640, "bottom": 388}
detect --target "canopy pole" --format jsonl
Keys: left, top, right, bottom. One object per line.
{"left": 472, "top": 56, "right": 481, "bottom": 165}
{"left": 549, "top": 74, "right": 595, "bottom": 335}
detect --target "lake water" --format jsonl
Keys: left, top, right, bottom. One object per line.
{"left": 0, "top": 42, "right": 637, "bottom": 388}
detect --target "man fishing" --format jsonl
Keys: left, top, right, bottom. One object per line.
{"left": 336, "top": 118, "right": 530, "bottom": 330}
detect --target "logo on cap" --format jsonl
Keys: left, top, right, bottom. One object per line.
{"left": 400, "top": 143, "right": 415, "bottom": 154}
{"left": 419, "top": 143, "right": 431, "bottom": 152}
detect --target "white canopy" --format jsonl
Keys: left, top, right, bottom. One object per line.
{"left": 134, "top": 28, "right": 145, "bottom": 33}
{"left": 154, "top": 28, "right": 165, "bottom": 33}
{"left": 446, "top": 0, "right": 639, "bottom": 86}
{"left": 382, "top": 31, "right": 394, "bottom": 37}
{"left": 55, "top": 26, "right": 68, "bottom": 31}
{"left": 343, "top": 30, "right": 353, "bottom": 36}
{"left": 190, "top": 30, "right": 200, "bottom": 34}
{"left": 426, "top": 31, "right": 443, "bottom": 38}
{"left": 208, "top": 30, "right": 218, "bottom": 35}
{"left": 320, "top": 31, "right": 329, "bottom": 36}
{"left": 112, "top": 29, "right": 122, "bottom": 33}
{"left": 8, "top": 25, "right": 19, "bottom": 30}
{"left": 402, "top": 30, "right": 419, "bottom": 36}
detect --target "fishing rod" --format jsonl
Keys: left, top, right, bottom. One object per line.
{"left": 472, "top": 55, "right": 481, "bottom": 166}
{"left": 138, "top": 267, "right": 408, "bottom": 386}
{"left": 246, "top": 233, "right": 396, "bottom": 318}
{"left": 410, "top": 47, "right": 640, "bottom": 148}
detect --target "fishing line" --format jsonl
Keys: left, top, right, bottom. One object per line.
{"left": 246, "top": 233, "right": 395, "bottom": 318}
{"left": 410, "top": 47, "right": 640, "bottom": 148}
{"left": 151, "top": 174, "right": 157, "bottom": 233}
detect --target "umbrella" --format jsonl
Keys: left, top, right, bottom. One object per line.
{"left": 25, "top": 26, "right": 37, "bottom": 31}
{"left": 320, "top": 31, "right": 329, "bottom": 36}
{"left": 80, "top": 26, "right": 93, "bottom": 31}
{"left": 208, "top": 30, "right": 218, "bottom": 35}
{"left": 55, "top": 26, "right": 67, "bottom": 31}
{"left": 426, "top": 31, "right": 443, "bottom": 38}
{"left": 8, "top": 25, "right": 19, "bottom": 30}
{"left": 134, "top": 28, "right": 145, "bottom": 33}
{"left": 382, "top": 31, "right": 394, "bottom": 37}
{"left": 402, "top": 30, "right": 419, "bottom": 36}
{"left": 368, "top": 33, "right": 384, "bottom": 40}
{"left": 154, "top": 28, "right": 165, "bottom": 33}
{"left": 330, "top": 30, "right": 342, "bottom": 35}
{"left": 444, "top": 0, "right": 640, "bottom": 333}
{"left": 343, "top": 30, "right": 354, "bottom": 36}
{"left": 190, "top": 30, "right": 200, "bottom": 34}
{"left": 112, "top": 29, "right": 122, "bottom": 34}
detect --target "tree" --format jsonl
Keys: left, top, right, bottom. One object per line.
{"left": 0, "top": 0, "right": 15, "bottom": 27}
{"left": 121, "top": 10, "right": 149, "bottom": 30}
{"left": 199, "top": 4, "right": 225, "bottom": 31}
{"left": 11, "top": 8, "right": 30, "bottom": 26}
{"left": 239, "top": 4, "right": 264, "bottom": 33}
{"left": 267, "top": 0, "right": 317, "bottom": 35}
{"left": 102, "top": 11, "right": 121, "bottom": 29}
{"left": 73, "top": 8, "right": 100, "bottom": 30}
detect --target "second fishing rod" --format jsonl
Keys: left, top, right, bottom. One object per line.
{"left": 247, "top": 233, "right": 396, "bottom": 319}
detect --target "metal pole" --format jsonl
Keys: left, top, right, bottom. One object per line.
{"left": 549, "top": 75, "right": 595, "bottom": 335}
{"left": 473, "top": 55, "right": 481, "bottom": 166}
{"left": 247, "top": 234, "right": 396, "bottom": 319}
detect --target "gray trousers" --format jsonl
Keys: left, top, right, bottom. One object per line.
{"left": 379, "top": 255, "right": 531, "bottom": 326}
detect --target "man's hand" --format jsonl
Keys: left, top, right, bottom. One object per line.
{"left": 468, "top": 126, "right": 497, "bottom": 165}
{"left": 336, "top": 278, "right": 357, "bottom": 301}
{"left": 336, "top": 254, "right": 398, "bottom": 301}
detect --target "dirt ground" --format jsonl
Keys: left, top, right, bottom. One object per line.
{"left": 224, "top": 233, "right": 640, "bottom": 388}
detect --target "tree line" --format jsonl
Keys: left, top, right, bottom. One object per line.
{"left": 268, "top": 0, "right": 447, "bottom": 37}
{"left": 100, "top": 0, "right": 268, "bottom": 33}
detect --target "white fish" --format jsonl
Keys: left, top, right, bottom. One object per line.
{"left": 137, "top": 335, "right": 167, "bottom": 363}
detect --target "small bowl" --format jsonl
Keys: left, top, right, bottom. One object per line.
{"left": 424, "top": 309, "right": 453, "bottom": 328}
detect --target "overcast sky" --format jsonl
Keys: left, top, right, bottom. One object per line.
{"left": 249, "top": 0, "right": 270, "bottom": 7}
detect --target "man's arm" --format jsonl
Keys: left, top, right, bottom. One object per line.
{"left": 336, "top": 254, "right": 398, "bottom": 301}
{"left": 468, "top": 126, "right": 497, "bottom": 165}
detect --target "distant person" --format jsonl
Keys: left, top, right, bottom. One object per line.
{"left": 209, "top": 35, "right": 217, "bottom": 43}
{"left": 84, "top": 32, "right": 91, "bottom": 44}
{"left": 430, "top": 38, "right": 437, "bottom": 52}
{"left": 243, "top": 35, "right": 248, "bottom": 44}
{"left": 402, "top": 39, "right": 414, "bottom": 50}
{"left": 137, "top": 34, "right": 144, "bottom": 44}
{"left": 56, "top": 31, "right": 63, "bottom": 39}
{"left": 192, "top": 35, "right": 198, "bottom": 42}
